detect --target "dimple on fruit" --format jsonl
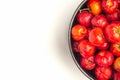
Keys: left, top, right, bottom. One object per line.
{"left": 102, "top": 0, "right": 118, "bottom": 13}
{"left": 71, "top": 24, "right": 87, "bottom": 41}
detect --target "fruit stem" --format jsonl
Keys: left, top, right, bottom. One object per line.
{"left": 79, "top": 8, "right": 90, "bottom": 12}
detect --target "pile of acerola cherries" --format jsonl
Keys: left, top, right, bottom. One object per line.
{"left": 71, "top": 0, "right": 120, "bottom": 80}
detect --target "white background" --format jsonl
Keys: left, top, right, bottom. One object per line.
{"left": 0, "top": 0, "right": 89, "bottom": 80}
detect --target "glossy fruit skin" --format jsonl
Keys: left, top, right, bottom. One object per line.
{"left": 95, "top": 66, "right": 112, "bottom": 80}
{"left": 89, "top": 28, "right": 105, "bottom": 46}
{"left": 80, "top": 56, "right": 96, "bottom": 70}
{"left": 88, "top": 0, "right": 102, "bottom": 15}
{"left": 106, "top": 11, "right": 119, "bottom": 22}
{"left": 102, "top": 0, "right": 118, "bottom": 13}
{"left": 97, "top": 42, "right": 109, "bottom": 50}
{"left": 77, "top": 11, "right": 93, "bottom": 27}
{"left": 70, "top": 0, "right": 120, "bottom": 79}
{"left": 105, "top": 21, "right": 120, "bottom": 43}
{"left": 114, "top": 57, "right": 120, "bottom": 72}
{"left": 72, "top": 24, "right": 87, "bottom": 41}
{"left": 111, "top": 43, "right": 120, "bottom": 56}
{"left": 72, "top": 41, "right": 79, "bottom": 53}
{"left": 95, "top": 50, "right": 114, "bottom": 67}
{"left": 78, "top": 40, "right": 95, "bottom": 57}
{"left": 114, "top": 71, "right": 120, "bottom": 80}
{"left": 91, "top": 15, "right": 108, "bottom": 29}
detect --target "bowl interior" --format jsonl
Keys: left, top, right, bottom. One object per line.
{"left": 69, "top": 0, "right": 115, "bottom": 80}
{"left": 69, "top": 0, "right": 96, "bottom": 80}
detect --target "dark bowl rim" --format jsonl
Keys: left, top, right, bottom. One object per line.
{"left": 68, "top": 0, "right": 94, "bottom": 80}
